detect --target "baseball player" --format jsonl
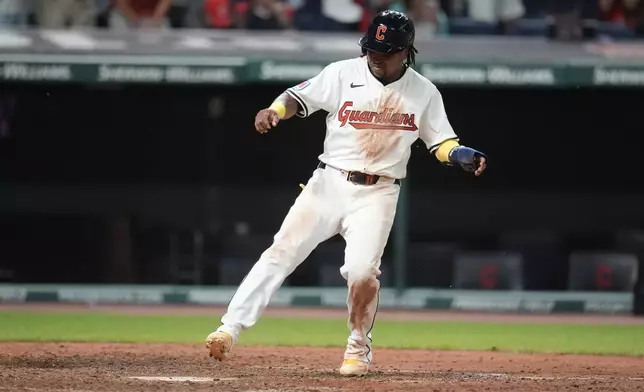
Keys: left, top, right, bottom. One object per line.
{"left": 206, "top": 10, "right": 487, "bottom": 376}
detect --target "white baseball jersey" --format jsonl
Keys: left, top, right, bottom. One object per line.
{"left": 286, "top": 56, "right": 458, "bottom": 179}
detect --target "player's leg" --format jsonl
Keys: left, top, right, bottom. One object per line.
{"left": 338, "top": 182, "right": 400, "bottom": 375}
{"left": 207, "top": 168, "right": 341, "bottom": 359}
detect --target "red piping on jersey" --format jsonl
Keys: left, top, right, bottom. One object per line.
{"left": 338, "top": 101, "right": 418, "bottom": 131}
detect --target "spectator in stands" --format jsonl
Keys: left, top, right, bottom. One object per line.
{"left": 599, "top": 0, "right": 628, "bottom": 22}
{"left": 288, "top": 0, "right": 367, "bottom": 31}
{"left": 180, "top": 0, "right": 241, "bottom": 28}
{"left": 465, "top": 0, "right": 526, "bottom": 31}
{"left": 321, "top": 0, "right": 365, "bottom": 31}
{"left": 109, "top": 0, "right": 172, "bottom": 29}
{"left": 95, "top": 0, "right": 113, "bottom": 27}
{"left": 624, "top": 0, "right": 644, "bottom": 35}
{"left": 239, "top": 0, "right": 293, "bottom": 30}
{"left": 521, "top": 0, "right": 548, "bottom": 18}
{"left": 35, "top": 0, "right": 97, "bottom": 29}
{"left": 547, "top": 0, "right": 598, "bottom": 40}
{"left": 367, "top": 0, "right": 396, "bottom": 13}
{"left": 289, "top": 0, "right": 322, "bottom": 30}
{"left": 165, "top": 0, "right": 189, "bottom": 27}
{"left": 599, "top": 0, "right": 644, "bottom": 36}
{"left": 400, "top": 0, "right": 449, "bottom": 37}
{"left": 0, "top": 0, "right": 30, "bottom": 27}
{"left": 439, "top": 0, "right": 464, "bottom": 17}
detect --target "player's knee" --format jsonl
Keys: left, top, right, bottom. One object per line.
{"left": 342, "top": 263, "right": 381, "bottom": 283}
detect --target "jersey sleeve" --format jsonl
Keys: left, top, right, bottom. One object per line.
{"left": 419, "top": 87, "right": 459, "bottom": 153}
{"left": 285, "top": 63, "right": 341, "bottom": 118}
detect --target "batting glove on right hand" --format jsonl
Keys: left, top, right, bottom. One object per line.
{"left": 449, "top": 146, "right": 487, "bottom": 175}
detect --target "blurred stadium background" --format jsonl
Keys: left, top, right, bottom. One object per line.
{"left": 0, "top": 0, "right": 643, "bottom": 315}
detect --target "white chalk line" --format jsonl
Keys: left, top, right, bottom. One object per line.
{"left": 456, "top": 373, "right": 644, "bottom": 381}
{"left": 128, "top": 376, "right": 239, "bottom": 382}
{"left": 0, "top": 389, "right": 96, "bottom": 392}
{"left": 248, "top": 365, "right": 644, "bottom": 382}
{"left": 128, "top": 375, "right": 339, "bottom": 391}
{"left": 515, "top": 375, "right": 644, "bottom": 381}
{"left": 242, "top": 389, "right": 337, "bottom": 392}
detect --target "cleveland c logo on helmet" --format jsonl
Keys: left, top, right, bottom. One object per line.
{"left": 375, "top": 25, "right": 387, "bottom": 41}
{"left": 358, "top": 10, "right": 419, "bottom": 67}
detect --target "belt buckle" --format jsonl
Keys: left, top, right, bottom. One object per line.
{"left": 346, "top": 171, "right": 358, "bottom": 184}
{"left": 347, "top": 171, "right": 377, "bottom": 185}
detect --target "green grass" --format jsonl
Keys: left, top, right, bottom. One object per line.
{"left": 1, "top": 311, "right": 643, "bottom": 356}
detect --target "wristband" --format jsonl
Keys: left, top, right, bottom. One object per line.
{"left": 435, "top": 139, "right": 460, "bottom": 163}
{"left": 269, "top": 101, "right": 286, "bottom": 119}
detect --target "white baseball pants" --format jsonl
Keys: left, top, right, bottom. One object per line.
{"left": 216, "top": 165, "right": 400, "bottom": 363}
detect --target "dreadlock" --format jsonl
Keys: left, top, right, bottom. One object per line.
{"left": 405, "top": 45, "right": 418, "bottom": 68}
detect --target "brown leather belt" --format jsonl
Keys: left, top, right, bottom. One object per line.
{"left": 317, "top": 162, "right": 401, "bottom": 186}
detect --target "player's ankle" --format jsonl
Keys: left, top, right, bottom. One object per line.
{"left": 216, "top": 325, "right": 240, "bottom": 344}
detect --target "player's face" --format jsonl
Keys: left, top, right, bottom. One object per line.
{"left": 366, "top": 50, "right": 407, "bottom": 80}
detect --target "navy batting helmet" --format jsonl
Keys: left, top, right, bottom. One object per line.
{"left": 359, "top": 10, "right": 416, "bottom": 55}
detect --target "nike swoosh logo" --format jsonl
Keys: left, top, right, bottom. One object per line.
{"left": 350, "top": 83, "right": 364, "bottom": 88}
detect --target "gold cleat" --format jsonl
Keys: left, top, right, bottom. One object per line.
{"left": 339, "top": 359, "right": 369, "bottom": 376}
{"left": 205, "top": 331, "right": 233, "bottom": 361}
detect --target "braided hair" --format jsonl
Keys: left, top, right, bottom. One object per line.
{"left": 406, "top": 45, "right": 418, "bottom": 68}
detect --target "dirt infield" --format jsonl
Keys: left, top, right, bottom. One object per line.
{"left": 1, "top": 304, "right": 643, "bottom": 391}
{"left": 2, "top": 342, "right": 643, "bottom": 392}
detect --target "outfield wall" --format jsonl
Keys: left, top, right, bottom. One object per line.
{"left": 0, "top": 284, "right": 632, "bottom": 315}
